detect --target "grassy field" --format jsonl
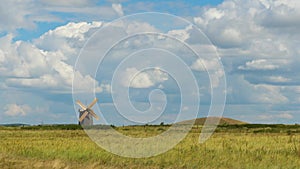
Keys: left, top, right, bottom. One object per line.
{"left": 0, "top": 125, "right": 300, "bottom": 169}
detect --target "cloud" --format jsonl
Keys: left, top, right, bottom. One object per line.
{"left": 191, "top": 58, "right": 224, "bottom": 88}
{"left": 191, "top": 58, "right": 220, "bottom": 72}
{"left": 0, "top": 0, "right": 68, "bottom": 33}
{"left": 217, "top": 28, "right": 243, "bottom": 48}
{"left": 1, "top": 0, "right": 300, "bottom": 124}
{"left": 243, "top": 75, "right": 294, "bottom": 86}
{"left": 277, "top": 112, "right": 293, "bottom": 119}
{"left": 40, "top": 22, "right": 102, "bottom": 41}
{"left": 193, "top": 0, "right": 300, "bottom": 53}
{"left": 268, "top": 76, "right": 291, "bottom": 83}
{"left": 258, "top": 0, "right": 300, "bottom": 29}
{"left": 40, "top": 0, "right": 93, "bottom": 7}
{"left": 0, "top": 22, "right": 106, "bottom": 93}
{"left": 258, "top": 112, "right": 293, "bottom": 120}
{"left": 226, "top": 75, "right": 289, "bottom": 104}
{"left": 112, "top": 3, "right": 124, "bottom": 17}
{"left": 204, "top": 7, "right": 225, "bottom": 20}
{"left": 4, "top": 104, "right": 31, "bottom": 117}
{"left": 167, "top": 25, "right": 192, "bottom": 41}
{"left": 34, "top": 21, "right": 102, "bottom": 52}
{"left": 125, "top": 21, "right": 158, "bottom": 35}
{"left": 120, "top": 67, "right": 168, "bottom": 88}
{"left": 238, "top": 59, "right": 279, "bottom": 71}
{"left": 0, "top": 0, "right": 122, "bottom": 33}
{"left": 73, "top": 71, "right": 110, "bottom": 93}
{"left": 253, "top": 84, "right": 288, "bottom": 103}
{"left": 0, "top": 0, "right": 42, "bottom": 32}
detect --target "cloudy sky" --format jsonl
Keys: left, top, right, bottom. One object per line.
{"left": 0, "top": 0, "right": 299, "bottom": 125}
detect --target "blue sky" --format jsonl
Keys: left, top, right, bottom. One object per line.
{"left": 0, "top": 0, "right": 300, "bottom": 125}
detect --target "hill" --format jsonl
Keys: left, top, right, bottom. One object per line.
{"left": 179, "top": 117, "right": 248, "bottom": 125}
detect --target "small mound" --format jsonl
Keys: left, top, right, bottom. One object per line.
{"left": 178, "top": 117, "right": 248, "bottom": 125}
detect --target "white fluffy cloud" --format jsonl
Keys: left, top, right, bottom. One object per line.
{"left": 191, "top": 58, "right": 220, "bottom": 71}
{"left": 0, "top": 0, "right": 123, "bottom": 34}
{"left": 120, "top": 67, "right": 168, "bottom": 88}
{"left": 194, "top": 0, "right": 300, "bottom": 51}
{"left": 39, "top": 22, "right": 102, "bottom": 41}
{"left": 0, "top": 0, "right": 58, "bottom": 32}
{"left": 4, "top": 104, "right": 31, "bottom": 117}
{"left": 34, "top": 22, "right": 102, "bottom": 54}
{"left": 191, "top": 58, "right": 224, "bottom": 88}
{"left": 258, "top": 0, "right": 300, "bottom": 29}
{"left": 1, "top": 0, "right": 300, "bottom": 124}
{"left": 191, "top": 0, "right": 300, "bottom": 108}
{"left": 167, "top": 25, "right": 192, "bottom": 41}
{"left": 0, "top": 22, "right": 107, "bottom": 93}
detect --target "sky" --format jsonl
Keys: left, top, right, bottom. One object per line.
{"left": 0, "top": 0, "right": 300, "bottom": 125}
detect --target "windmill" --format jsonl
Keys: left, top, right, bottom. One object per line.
{"left": 76, "top": 98, "right": 99, "bottom": 126}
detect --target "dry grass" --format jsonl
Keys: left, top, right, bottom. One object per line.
{"left": 0, "top": 127, "right": 300, "bottom": 168}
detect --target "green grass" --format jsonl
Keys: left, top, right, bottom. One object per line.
{"left": 0, "top": 125, "right": 300, "bottom": 168}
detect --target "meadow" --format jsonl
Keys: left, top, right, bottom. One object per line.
{"left": 0, "top": 124, "right": 300, "bottom": 169}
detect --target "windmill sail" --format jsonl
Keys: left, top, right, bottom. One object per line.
{"left": 76, "top": 98, "right": 99, "bottom": 126}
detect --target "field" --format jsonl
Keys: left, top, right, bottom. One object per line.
{"left": 0, "top": 124, "right": 300, "bottom": 169}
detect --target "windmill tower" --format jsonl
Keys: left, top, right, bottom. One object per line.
{"left": 76, "top": 98, "right": 99, "bottom": 126}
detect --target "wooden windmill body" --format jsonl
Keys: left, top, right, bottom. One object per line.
{"left": 79, "top": 110, "right": 93, "bottom": 125}
{"left": 76, "top": 98, "right": 99, "bottom": 126}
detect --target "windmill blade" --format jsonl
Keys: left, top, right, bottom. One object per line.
{"left": 76, "top": 100, "right": 87, "bottom": 110}
{"left": 79, "top": 111, "right": 89, "bottom": 122}
{"left": 87, "top": 98, "right": 98, "bottom": 109}
{"left": 89, "top": 109, "right": 99, "bottom": 120}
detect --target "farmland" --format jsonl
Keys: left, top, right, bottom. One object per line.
{"left": 0, "top": 124, "right": 300, "bottom": 169}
